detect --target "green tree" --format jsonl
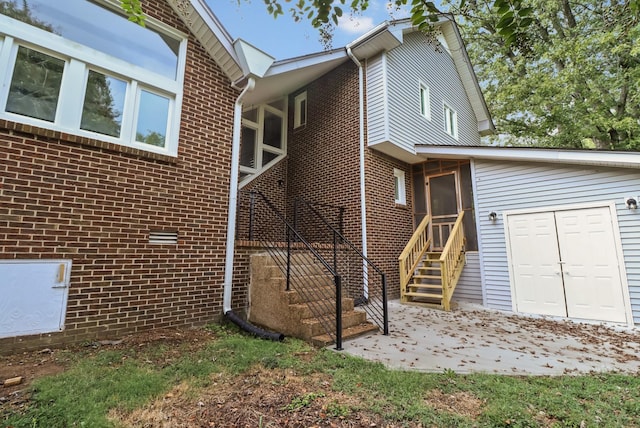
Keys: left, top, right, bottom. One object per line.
{"left": 452, "top": 0, "right": 640, "bottom": 149}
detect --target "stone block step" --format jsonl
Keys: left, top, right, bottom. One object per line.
{"left": 310, "top": 322, "right": 380, "bottom": 347}
{"left": 285, "top": 286, "right": 336, "bottom": 304}
{"left": 289, "top": 298, "right": 354, "bottom": 318}
{"left": 301, "top": 310, "right": 367, "bottom": 338}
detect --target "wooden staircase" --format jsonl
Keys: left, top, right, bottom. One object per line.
{"left": 403, "top": 252, "right": 444, "bottom": 305}
{"left": 399, "top": 212, "right": 466, "bottom": 311}
{"left": 248, "top": 252, "right": 379, "bottom": 347}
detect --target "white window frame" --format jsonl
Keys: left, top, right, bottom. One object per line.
{"left": 394, "top": 168, "right": 406, "bottom": 205}
{"left": 293, "top": 91, "right": 307, "bottom": 128}
{"left": 443, "top": 103, "right": 458, "bottom": 139}
{"left": 239, "top": 100, "right": 287, "bottom": 186}
{"left": 419, "top": 81, "right": 430, "bottom": 120}
{"left": 0, "top": 4, "right": 187, "bottom": 157}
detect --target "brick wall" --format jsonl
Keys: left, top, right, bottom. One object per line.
{"left": 286, "top": 60, "right": 414, "bottom": 300}
{"left": 0, "top": 0, "right": 238, "bottom": 353}
{"left": 286, "top": 61, "right": 363, "bottom": 247}
{"left": 364, "top": 151, "right": 414, "bottom": 298}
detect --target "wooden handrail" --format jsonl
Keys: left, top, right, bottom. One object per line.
{"left": 439, "top": 211, "right": 465, "bottom": 311}
{"left": 398, "top": 214, "right": 431, "bottom": 292}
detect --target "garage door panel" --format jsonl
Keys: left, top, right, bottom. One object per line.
{"left": 508, "top": 212, "right": 566, "bottom": 317}
{"left": 555, "top": 208, "right": 627, "bottom": 323}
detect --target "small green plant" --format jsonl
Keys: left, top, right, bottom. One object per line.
{"left": 283, "top": 392, "right": 326, "bottom": 411}
{"left": 326, "top": 401, "right": 350, "bottom": 417}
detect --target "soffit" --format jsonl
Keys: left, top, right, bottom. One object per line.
{"left": 415, "top": 145, "right": 640, "bottom": 169}
{"left": 166, "top": 0, "right": 244, "bottom": 83}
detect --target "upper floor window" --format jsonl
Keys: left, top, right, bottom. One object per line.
{"left": 240, "top": 100, "right": 286, "bottom": 185}
{"left": 293, "top": 91, "right": 307, "bottom": 128}
{"left": 443, "top": 103, "right": 458, "bottom": 139}
{"left": 419, "top": 82, "right": 430, "bottom": 120}
{"left": 0, "top": 0, "right": 187, "bottom": 156}
{"left": 394, "top": 168, "right": 406, "bottom": 205}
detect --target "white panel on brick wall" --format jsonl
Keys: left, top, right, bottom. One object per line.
{"left": 473, "top": 160, "right": 640, "bottom": 324}
{"left": 0, "top": 260, "right": 71, "bottom": 338}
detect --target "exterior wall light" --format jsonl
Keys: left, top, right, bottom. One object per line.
{"left": 626, "top": 198, "right": 638, "bottom": 210}
{"left": 488, "top": 211, "right": 498, "bottom": 221}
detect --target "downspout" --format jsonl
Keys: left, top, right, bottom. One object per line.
{"left": 347, "top": 47, "right": 369, "bottom": 299}
{"left": 223, "top": 77, "right": 283, "bottom": 341}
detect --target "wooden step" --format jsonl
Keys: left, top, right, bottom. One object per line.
{"left": 310, "top": 322, "right": 379, "bottom": 347}
{"left": 408, "top": 283, "right": 442, "bottom": 290}
{"left": 417, "top": 265, "right": 441, "bottom": 271}
{"left": 403, "top": 291, "right": 443, "bottom": 299}
{"left": 413, "top": 274, "right": 441, "bottom": 280}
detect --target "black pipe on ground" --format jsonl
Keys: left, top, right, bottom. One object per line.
{"left": 224, "top": 310, "right": 285, "bottom": 341}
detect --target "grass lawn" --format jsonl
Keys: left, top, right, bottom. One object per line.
{"left": 2, "top": 323, "right": 639, "bottom": 427}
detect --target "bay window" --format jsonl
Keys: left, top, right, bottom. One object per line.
{"left": 0, "top": 0, "right": 186, "bottom": 156}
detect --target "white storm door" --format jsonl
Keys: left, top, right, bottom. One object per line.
{"left": 0, "top": 260, "right": 71, "bottom": 338}
{"left": 508, "top": 212, "right": 566, "bottom": 317}
{"left": 555, "top": 207, "right": 626, "bottom": 323}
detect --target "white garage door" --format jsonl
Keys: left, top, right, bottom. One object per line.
{"left": 507, "top": 207, "right": 628, "bottom": 323}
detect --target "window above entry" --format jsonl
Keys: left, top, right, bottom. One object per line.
{"left": 240, "top": 100, "right": 287, "bottom": 185}
{"left": 0, "top": 0, "right": 187, "bottom": 157}
{"left": 294, "top": 91, "right": 307, "bottom": 128}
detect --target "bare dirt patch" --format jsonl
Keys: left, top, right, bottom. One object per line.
{"left": 425, "top": 389, "right": 484, "bottom": 419}
{"left": 111, "top": 366, "right": 388, "bottom": 428}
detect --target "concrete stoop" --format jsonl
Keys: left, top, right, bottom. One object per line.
{"left": 248, "top": 252, "right": 379, "bottom": 346}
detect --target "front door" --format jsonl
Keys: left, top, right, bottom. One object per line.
{"left": 507, "top": 207, "right": 628, "bottom": 323}
{"left": 427, "top": 172, "right": 459, "bottom": 249}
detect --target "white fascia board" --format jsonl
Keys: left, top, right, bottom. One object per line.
{"left": 439, "top": 18, "right": 494, "bottom": 133}
{"left": 265, "top": 49, "right": 348, "bottom": 77}
{"left": 415, "top": 145, "right": 640, "bottom": 169}
{"left": 178, "top": 0, "right": 244, "bottom": 81}
{"left": 233, "top": 39, "right": 275, "bottom": 78}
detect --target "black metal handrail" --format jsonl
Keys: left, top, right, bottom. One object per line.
{"left": 293, "top": 198, "right": 389, "bottom": 336}
{"left": 242, "top": 190, "right": 345, "bottom": 349}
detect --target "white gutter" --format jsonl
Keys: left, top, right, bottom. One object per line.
{"left": 223, "top": 77, "right": 255, "bottom": 313}
{"left": 346, "top": 47, "right": 369, "bottom": 298}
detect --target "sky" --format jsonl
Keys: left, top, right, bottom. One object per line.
{"left": 209, "top": 0, "right": 411, "bottom": 60}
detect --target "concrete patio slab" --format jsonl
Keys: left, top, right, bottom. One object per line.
{"left": 342, "top": 300, "right": 640, "bottom": 375}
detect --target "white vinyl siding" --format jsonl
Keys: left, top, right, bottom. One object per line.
{"left": 473, "top": 160, "right": 640, "bottom": 324}
{"left": 374, "top": 31, "right": 480, "bottom": 148}
{"left": 452, "top": 252, "right": 482, "bottom": 303}
{"left": 365, "top": 54, "right": 389, "bottom": 145}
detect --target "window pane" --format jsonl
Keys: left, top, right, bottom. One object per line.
{"left": 81, "top": 71, "right": 126, "bottom": 137}
{"left": 262, "top": 150, "right": 278, "bottom": 167}
{"left": 263, "top": 110, "right": 282, "bottom": 149}
{"left": 240, "top": 127, "right": 257, "bottom": 168}
{"left": 136, "top": 90, "right": 169, "bottom": 148}
{"left": 3, "top": 0, "right": 179, "bottom": 79}
{"left": 6, "top": 46, "right": 64, "bottom": 122}
{"left": 243, "top": 108, "right": 258, "bottom": 122}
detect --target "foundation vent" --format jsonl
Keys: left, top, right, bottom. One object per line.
{"left": 149, "top": 231, "right": 178, "bottom": 244}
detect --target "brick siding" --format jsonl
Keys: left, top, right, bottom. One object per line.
{"left": 0, "top": 0, "right": 238, "bottom": 353}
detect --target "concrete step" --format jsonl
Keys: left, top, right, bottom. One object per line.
{"left": 285, "top": 285, "right": 335, "bottom": 304}
{"left": 310, "top": 322, "right": 380, "bottom": 347}
{"left": 289, "top": 298, "right": 354, "bottom": 318}
{"left": 301, "top": 310, "right": 367, "bottom": 338}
